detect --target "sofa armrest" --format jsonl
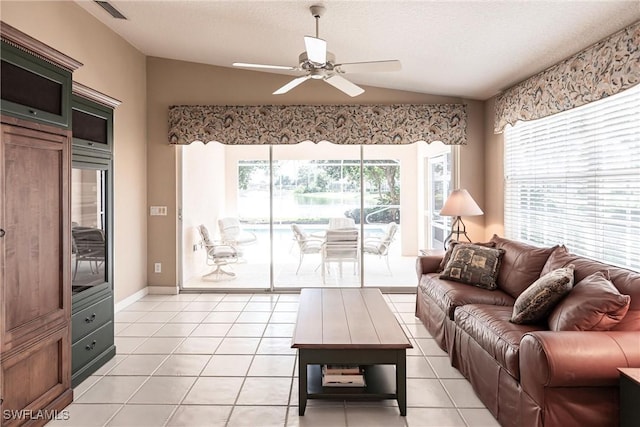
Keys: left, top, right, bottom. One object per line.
{"left": 416, "top": 255, "right": 444, "bottom": 279}
{"left": 520, "top": 331, "right": 640, "bottom": 401}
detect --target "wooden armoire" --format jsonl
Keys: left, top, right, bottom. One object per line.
{"left": 0, "top": 22, "right": 81, "bottom": 425}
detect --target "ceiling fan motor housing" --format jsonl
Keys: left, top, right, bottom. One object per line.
{"left": 299, "top": 51, "right": 335, "bottom": 70}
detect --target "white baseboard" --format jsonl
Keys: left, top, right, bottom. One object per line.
{"left": 148, "top": 285, "right": 180, "bottom": 295}
{"left": 114, "top": 287, "right": 149, "bottom": 313}
{"left": 114, "top": 285, "right": 180, "bottom": 312}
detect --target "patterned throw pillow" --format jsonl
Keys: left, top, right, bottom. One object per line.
{"left": 439, "top": 244, "right": 505, "bottom": 290}
{"left": 437, "top": 240, "right": 497, "bottom": 272}
{"left": 511, "top": 265, "right": 575, "bottom": 324}
{"left": 548, "top": 271, "right": 631, "bottom": 331}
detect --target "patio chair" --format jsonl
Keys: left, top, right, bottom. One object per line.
{"left": 197, "top": 224, "right": 238, "bottom": 280}
{"left": 322, "top": 229, "right": 359, "bottom": 284}
{"left": 328, "top": 217, "right": 356, "bottom": 230}
{"left": 218, "top": 217, "right": 257, "bottom": 248}
{"left": 72, "top": 226, "right": 106, "bottom": 280}
{"left": 291, "top": 224, "right": 323, "bottom": 274}
{"left": 363, "top": 222, "right": 398, "bottom": 275}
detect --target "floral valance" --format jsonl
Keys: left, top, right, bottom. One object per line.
{"left": 494, "top": 21, "right": 640, "bottom": 133}
{"left": 168, "top": 103, "right": 467, "bottom": 145}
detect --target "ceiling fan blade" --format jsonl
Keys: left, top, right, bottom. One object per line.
{"left": 273, "top": 76, "right": 311, "bottom": 95}
{"left": 233, "top": 62, "right": 296, "bottom": 71}
{"left": 335, "top": 60, "right": 402, "bottom": 73}
{"left": 304, "top": 36, "right": 327, "bottom": 64}
{"left": 324, "top": 75, "right": 364, "bottom": 97}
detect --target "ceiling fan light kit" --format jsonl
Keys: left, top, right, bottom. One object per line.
{"left": 233, "top": 5, "right": 401, "bottom": 97}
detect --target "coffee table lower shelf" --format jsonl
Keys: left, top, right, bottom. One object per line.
{"left": 306, "top": 364, "right": 397, "bottom": 400}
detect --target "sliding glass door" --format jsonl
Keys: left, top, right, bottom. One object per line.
{"left": 360, "top": 144, "right": 423, "bottom": 288}
{"left": 272, "top": 141, "right": 361, "bottom": 288}
{"left": 180, "top": 141, "right": 453, "bottom": 291}
{"left": 180, "top": 143, "right": 270, "bottom": 290}
{"left": 425, "top": 144, "right": 454, "bottom": 249}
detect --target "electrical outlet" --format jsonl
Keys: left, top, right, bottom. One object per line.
{"left": 154, "top": 262, "right": 161, "bottom": 273}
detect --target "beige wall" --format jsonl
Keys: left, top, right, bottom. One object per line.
{"left": 460, "top": 99, "right": 487, "bottom": 242}
{"left": 484, "top": 97, "right": 505, "bottom": 240}
{"left": 2, "top": 1, "right": 148, "bottom": 303}
{"left": 147, "top": 57, "right": 487, "bottom": 289}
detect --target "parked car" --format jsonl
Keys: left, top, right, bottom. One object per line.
{"left": 344, "top": 205, "right": 400, "bottom": 224}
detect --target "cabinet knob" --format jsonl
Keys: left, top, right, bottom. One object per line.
{"left": 0, "top": 229, "right": 4, "bottom": 237}
{"left": 85, "top": 313, "right": 97, "bottom": 323}
{"left": 85, "top": 340, "right": 97, "bottom": 351}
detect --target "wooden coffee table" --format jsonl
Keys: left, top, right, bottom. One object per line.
{"left": 291, "top": 288, "right": 412, "bottom": 416}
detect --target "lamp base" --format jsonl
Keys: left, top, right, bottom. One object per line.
{"left": 443, "top": 216, "right": 472, "bottom": 249}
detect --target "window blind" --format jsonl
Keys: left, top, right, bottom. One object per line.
{"left": 504, "top": 84, "right": 640, "bottom": 272}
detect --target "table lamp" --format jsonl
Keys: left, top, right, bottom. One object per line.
{"left": 439, "top": 189, "right": 483, "bottom": 248}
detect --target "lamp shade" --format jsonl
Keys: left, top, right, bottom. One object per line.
{"left": 439, "top": 189, "right": 483, "bottom": 217}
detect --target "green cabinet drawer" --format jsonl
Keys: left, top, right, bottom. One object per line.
{"left": 72, "top": 296, "right": 113, "bottom": 342}
{"left": 72, "top": 321, "right": 114, "bottom": 373}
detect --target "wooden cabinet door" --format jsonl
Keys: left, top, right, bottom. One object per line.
{"left": 0, "top": 117, "right": 72, "bottom": 424}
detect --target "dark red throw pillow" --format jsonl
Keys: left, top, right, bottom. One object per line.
{"left": 548, "top": 271, "right": 631, "bottom": 331}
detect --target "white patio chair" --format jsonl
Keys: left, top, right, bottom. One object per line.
{"left": 291, "top": 224, "right": 323, "bottom": 274}
{"left": 197, "top": 224, "right": 238, "bottom": 280}
{"left": 328, "top": 217, "right": 356, "bottom": 230}
{"left": 218, "top": 217, "right": 257, "bottom": 261}
{"left": 322, "top": 229, "right": 359, "bottom": 284}
{"left": 363, "top": 222, "right": 398, "bottom": 275}
{"left": 218, "top": 217, "right": 257, "bottom": 245}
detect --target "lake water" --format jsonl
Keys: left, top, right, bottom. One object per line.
{"left": 239, "top": 189, "right": 364, "bottom": 221}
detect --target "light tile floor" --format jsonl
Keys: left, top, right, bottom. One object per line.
{"left": 49, "top": 293, "right": 499, "bottom": 427}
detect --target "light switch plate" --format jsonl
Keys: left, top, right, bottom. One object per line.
{"left": 150, "top": 206, "right": 167, "bottom": 216}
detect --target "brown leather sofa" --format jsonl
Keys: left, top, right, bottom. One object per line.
{"left": 415, "top": 235, "right": 640, "bottom": 427}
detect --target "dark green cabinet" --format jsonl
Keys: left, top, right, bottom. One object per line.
{"left": 70, "top": 85, "right": 120, "bottom": 387}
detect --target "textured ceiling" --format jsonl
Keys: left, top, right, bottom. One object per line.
{"left": 75, "top": 0, "right": 640, "bottom": 100}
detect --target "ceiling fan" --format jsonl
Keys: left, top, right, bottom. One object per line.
{"left": 233, "top": 5, "right": 401, "bottom": 97}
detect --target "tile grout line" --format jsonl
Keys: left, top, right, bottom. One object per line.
{"left": 107, "top": 295, "right": 223, "bottom": 426}
{"left": 224, "top": 295, "right": 276, "bottom": 427}
{"left": 168, "top": 297, "right": 225, "bottom": 427}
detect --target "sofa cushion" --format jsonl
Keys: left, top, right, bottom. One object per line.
{"left": 438, "top": 240, "right": 496, "bottom": 272}
{"left": 455, "top": 304, "right": 545, "bottom": 380}
{"left": 440, "top": 244, "right": 505, "bottom": 290}
{"left": 511, "top": 265, "right": 575, "bottom": 324}
{"left": 420, "top": 273, "right": 515, "bottom": 320}
{"left": 548, "top": 271, "right": 631, "bottom": 331}
{"left": 541, "top": 245, "right": 640, "bottom": 331}
{"left": 490, "top": 235, "right": 558, "bottom": 299}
